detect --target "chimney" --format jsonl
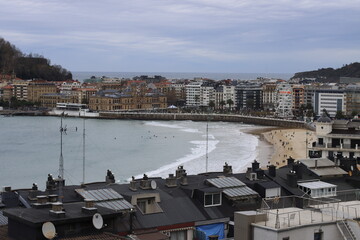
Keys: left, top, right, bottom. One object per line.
{"left": 32, "top": 195, "right": 51, "bottom": 209}
{"left": 286, "top": 171, "right": 298, "bottom": 188}
{"left": 106, "top": 169, "right": 115, "bottom": 184}
{"left": 129, "top": 176, "right": 137, "bottom": 191}
{"left": 314, "top": 159, "right": 318, "bottom": 169}
{"left": 268, "top": 165, "right": 276, "bottom": 177}
{"left": 292, "top": 162, "right": 303, "bottom": 179}
{"left": 252, "top": 160, "right": 260, "bottom": 171}
{"left": 82, "top": 198, "right": 97, "bottom": 214}
{"left": 49, "top": 202, "right": 65, "bottom": 218}
{"left": 246, "top": 168, "right": 257, "bottom": 181}
{"left": 287, "top": 157, "right": 295, "bottom": 167}
{"left": 255, "top": 169, "right": 264, "bottom": 179}
{"left": 46, "top": 174, "right": 56, "bottom": 191}
{"left": 165, "top": 174, "right": 177, "bottom": 188}
{"left": 48, "top": 194, "right": 58, "bottom": 203}
{"left": 139, "top": 174, "right": 151, "bottom": 189}
{"left": 3, "top": 186, "right": 11, "bottom": 192}
{"left": 223, "top": 162, "right": 232, "bottom": 174}
{"left": 180, "top": 173, "right": 188, "bottom": 186}
{"left": 37, "top": 195, "right": 48, "bottom": 204}
{"left": 175, "top": 166, "right": 186, "bottom": 178}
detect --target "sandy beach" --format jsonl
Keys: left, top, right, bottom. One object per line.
{"left": 244, "top": 127, "right": 315, "bottom": 169}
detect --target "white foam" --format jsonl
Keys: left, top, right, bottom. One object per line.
{"left": 133, "top": 139, "right": 219, "bottom": 179}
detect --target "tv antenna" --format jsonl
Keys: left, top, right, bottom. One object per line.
{"left": 92, "top": 213, "right": 104, "bottom": 230}
{"left": 42, "top": 222, "right": 56, "bottom": 239}
{"left": 82, "top": 118, "right": 86, "bottom": 184}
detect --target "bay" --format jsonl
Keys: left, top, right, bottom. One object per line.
{"left": 0, "top": 116, "right": 261, "bottom": 190}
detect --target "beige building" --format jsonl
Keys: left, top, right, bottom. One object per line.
{"left": 27, "top": 81, "right": 57, "bottom": 103}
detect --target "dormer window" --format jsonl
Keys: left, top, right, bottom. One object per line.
{"left": 204, "top": 192, "right": 221, "bottom": 207}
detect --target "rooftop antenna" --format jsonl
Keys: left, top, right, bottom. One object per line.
{"left": 82, "top": 118, "right": 86, "bottom": 184}
{"left": 206, "top": 117, "right": 209, "bottom": 173}
{"left": 58, "top": 113, "right": 66, "bottom": 202}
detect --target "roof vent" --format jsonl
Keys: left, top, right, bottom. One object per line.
{"left": 166, "top": 174, "right": 177, "bottom": 188}
{"left": 106, "top": 169, "right": 115, "bottom": 184}
{"left": 82, "top": 198, "right": 97, "bottom": 214}
{"left": 223, "top": 162, "right": 232, "bottom": 174}
{"left": 129, "top": 176, "right": 137, "bottom": 191}
{"left": 139, "top": 174, "right": 151, "bottom": 190}
{"left": 49, "top": 202, "right": 65, "bottom": 218}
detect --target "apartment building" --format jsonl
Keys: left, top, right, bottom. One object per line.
{"left": 262, "top": 83, "right": 277, "bottom": 110}
{"left": 27, "top": 81, "right": 58, "bottom": 103}
{"left": 275, "top": 83, "right": 293, "bottom": 118}
{"left": 186, "top": 81, "right": 202, "bottom": 107}
{"left": 236, "top": 84, "right": 262, "bottom": 110}
{"left": 314, "top": 90, "right": 345, "bottom": 117}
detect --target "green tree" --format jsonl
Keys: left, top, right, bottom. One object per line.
{"left": 226, "top": 99, "right": 234, "bottom": 109}
{"left": 219, "top": 100, "right": 226, "bottom": 110}
{"left": 335, "top": 110, "right": 345, "bottom": 119}
{"left": 209, "top": 100, "right": 215, "bottom": 110}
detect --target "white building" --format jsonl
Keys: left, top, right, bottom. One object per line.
{"left": 275, "top": 83, "right": 293, "bottom": 118}
{"left": 309, "top": 115, "right": 360, "bottom": 159}
{"left": 314, "top": 90, "right": 346, "bottom": 117}
{"left": 234, "top": 199, "right": 360, "bottom": 240}
{"left": 186, "top": 81, "right": 202, "bottom": 106}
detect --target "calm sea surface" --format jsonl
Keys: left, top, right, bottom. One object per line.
{"left": 72, "top": 71, "right": 293, "bottom": 81}
{"left": 0, "top": 116, "right": 261, "bottom": 190}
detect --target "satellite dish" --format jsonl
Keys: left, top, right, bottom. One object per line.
{"left": 42, "top": 222, "right": 56, "bottom": 239}
{"left": 151, "top": 180, "right": 157, "bottom": 189}
{"left": 92, "top": 213, "right": 103, "bottom": 230}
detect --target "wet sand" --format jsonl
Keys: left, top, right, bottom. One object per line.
{"left": 244, "top": 127, "right": 315, "bottom": 169}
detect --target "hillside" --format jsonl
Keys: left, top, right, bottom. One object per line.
{"left": 0, "top": 37, "right": 72, "bottom": 81}
{"left": 292, "top": 62, "right": 360, "bottom": 82}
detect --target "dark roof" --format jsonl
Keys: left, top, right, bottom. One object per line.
{"left": 317, "top": 112, "right": 332, "bottom": 123}
{"left": 3, "top": 202, "right": 118, "bottom": 226}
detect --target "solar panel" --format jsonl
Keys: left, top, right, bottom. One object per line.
{"left": 76, "top": 188, "right": 124, "bottom": 201}
{"left": 207, "top": 177, "right": 245, "bottom": 188}
{"left": 75, "top": 188, "right": 133, "bottom": 212}
{"left": 223, "top": 186, "right": 258, "bottom": 198}
{"left": 96, "top": 200, "right": 134, "bottom": 211}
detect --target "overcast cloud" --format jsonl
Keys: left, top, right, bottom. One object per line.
{"left": 0, "top": 0, "right": 359, "bottom": 73}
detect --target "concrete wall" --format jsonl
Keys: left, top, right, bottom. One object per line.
{"left": 253, "top": 222, "right": 342, "bottom": 240}
{"left": 99, "top": 112, "right": 308, "bottom": 129}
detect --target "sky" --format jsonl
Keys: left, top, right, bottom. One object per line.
{"left": 0, "top": 0, "right": 359, "bottom": 74}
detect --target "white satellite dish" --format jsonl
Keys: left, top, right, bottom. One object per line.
{"left": 151, "top": 180, "right": 157, "bottom": 189}
{"left": 42, "top": 222, "right": 56, "bottom": 239}
{"left": 92, "top": 213, "right": 104, "bottom": 230}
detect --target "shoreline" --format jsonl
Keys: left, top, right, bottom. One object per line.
{"left": 244, "top": 127, "right": 315, "bottom": 169}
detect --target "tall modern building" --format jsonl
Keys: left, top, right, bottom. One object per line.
{"left": 314, "top": 90, "right": 345, "bottom": 117}
{"left": 235, "top": 84, "right": 263, "bottom": 110}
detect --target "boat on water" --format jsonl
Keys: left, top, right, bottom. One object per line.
{"left": 48, "top": 103, "right": 99, "bottom": 117}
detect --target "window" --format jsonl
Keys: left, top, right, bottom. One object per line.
{"left": 170, "top": 230, "right": 187, "bottom": 240}
{"left": 314, "top": 231, "right": 323, "bottom": 240}
{"left": 204, "top": 192, "right": 221, "bottom": 207}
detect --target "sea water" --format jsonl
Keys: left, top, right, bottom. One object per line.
{"left": 0, "top": 116, "right": 260, "bottom": 189}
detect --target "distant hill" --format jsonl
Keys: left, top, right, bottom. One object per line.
{"left": 0, "top": 37, "right": 72, "bottom": 81}
{"left": 291, "top": 62, "right": 360, "bottom": 82}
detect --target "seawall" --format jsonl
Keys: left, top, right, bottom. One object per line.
{"left": 99, "top": 112, "right": 309, "bottom": 129}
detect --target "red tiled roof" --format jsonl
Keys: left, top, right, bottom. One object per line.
{"left": 2, "top": 85, "right": 13, "bottom": 89}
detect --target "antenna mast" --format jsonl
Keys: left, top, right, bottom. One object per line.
{"left": 59, "top": 115, "right": 64, "bottom": 179}
{"left": 206, "top": 114, "right": 209, "bottom": 173}
{"left": 82, "top": 118, "right": 86, "bottom": 184}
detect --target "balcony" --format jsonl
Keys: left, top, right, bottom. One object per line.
{"left": 310, "top": 143, "right": 360, "bottom": 152}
